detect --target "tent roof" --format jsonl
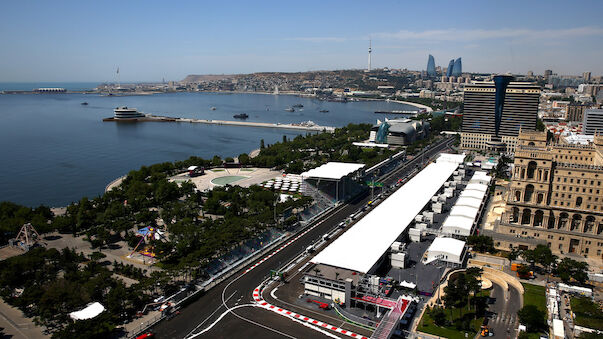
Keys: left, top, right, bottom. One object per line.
{"left": 301, "top": 162, "right": 365, "bottom": 180}
{"left": 428, "top": 237, "right": 466, "bottom": 257}
{"left": 311, "top": 154, "right": 463, "bottom": 273}
{"left": 69, "top": 302, "right": 105, "bottom": 320}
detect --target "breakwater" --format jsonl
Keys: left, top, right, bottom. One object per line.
{"left": 103, "top": 115, "right": 336, "bottom": 132}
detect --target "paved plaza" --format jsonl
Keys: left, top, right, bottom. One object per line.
{"left": 171, "top": 167, "right": 282, "bottom": 191}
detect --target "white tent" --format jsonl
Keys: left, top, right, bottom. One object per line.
{"left": 69, "top": 302, "right": 105, "bottom": 320}
{"left": 424, "top": 237, "right": 466, "bottom": 265}
{"left": 301, "top": 162, "right": 365, "bottom": 180}
{"left": 400, "top": 280, "right": 417, "bottom": 289}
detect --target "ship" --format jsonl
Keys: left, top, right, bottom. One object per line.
{"left": 210, "top": 107, "right": 217, "bottom": 110}
{"left": 81, "top": 102, "right": 89, "bottom": 105}
{"left": 284, "top": 107, "right": 295, "bottom": 112}
{"left": 292, "top": 104, "right": 304, "bottom": 108}
{"left": 319, "top": 109, "right": 329, "bottom": 113}
{"left": 233, "top": 113, "right": 249, "bottom": 119}
{"left": 113, "top": 106, "right": 145, "bottom": 119}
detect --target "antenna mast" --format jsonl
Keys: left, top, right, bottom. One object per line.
{"left": 368, "top": 39, "right": 372, "bottom": 72}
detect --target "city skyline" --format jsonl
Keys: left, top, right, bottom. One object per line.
{"left": 1, "top": 0, "right": 602, "bottom": 82}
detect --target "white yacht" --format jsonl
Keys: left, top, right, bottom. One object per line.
{"left": 113, "top": 106, "right": 145, "bottom": 119}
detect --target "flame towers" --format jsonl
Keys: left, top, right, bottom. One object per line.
{"left": 452, "top": 58, "right": 462, "bottom": 77}
{"left": 446, "top": 59, "right": 455, "bottom": 77}
{"left": 426, "top": 54, "right": 436, "bottom": 77}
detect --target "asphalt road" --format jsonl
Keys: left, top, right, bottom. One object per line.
{"left": 151, "top": 137, "right": 455, "bottom": 339}
{"left": 486, "top": 283, "right": 521, "bottom": 339}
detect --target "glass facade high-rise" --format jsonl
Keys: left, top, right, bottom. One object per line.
{"left": 446, "top": 59, "right": 455, "bottom": 77}
{"left": 426, "top": 54, "right": 436, "bottom": 77}
{"left": 452, "top": 58, "right": 462, "bottom": 77}
{"left": 460, "top": 77, "right": 541, "bottom": 152}
{"left": 493, "top": 75, "right": 513, "bottom": 137}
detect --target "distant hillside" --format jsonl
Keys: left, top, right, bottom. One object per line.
{"left": 181, "top": 74, "right": 236, "bottom": 83}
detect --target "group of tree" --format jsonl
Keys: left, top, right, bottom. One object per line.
{"left": 0, "top": 247, "right": 155, "bottom": 338}
{"left": 511, "top": 244, "right": 590, "bottom": 284}
{"left": 467, "top": 235, "right": 496, "bottom": 253}
{"left": 517, "top": 304, "right": 547, "bottom": 334}
{"left": 252, "top": 123, "right": 400, "bottom": 173}
{"left": 429, "top": 268, "right": 487, "bottom": 331}
{"left": 0, "top": 201, "right": 54, "bottom": 244}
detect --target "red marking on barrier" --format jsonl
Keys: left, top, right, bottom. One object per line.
{"left": 285, "top": 311, "right": 291, "bottom": 315}
{"left": 331, "top": 326, "right": 338, "bottom": 330}
{"left": 321, "top": 323, "right": 328, "bottom": 327}
{"left": 261, "top": 302, "right": 267, "bottom": 305}
{"left": 294, "top": 314, "right": 300, "bottom": 318}
{"left": 351, "top": 334, "right": 357, "bottom": 337}
{"left": 312, "top": 320, "right": 318, "bottom": 324}
{"left": 269, "top": 305, "right": 275, "bottom": 309}
{"left": 303, "top": 317, "right": 309, "bottom": 321}
{"left": 277, "top": 308, "right": 282, "bottom": 312}
{"left": 341, "top": 330, "right": 347, "bottom": 334}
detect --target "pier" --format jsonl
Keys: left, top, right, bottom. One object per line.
{"left": 103, "top": 115, "right": 335, "bottom": 132}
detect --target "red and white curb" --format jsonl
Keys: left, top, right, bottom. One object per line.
{"left": 243, "top": 217, "right": 329, "bottom": 274}
{"left": 252, "top": 285, "right": 369, "bottom": 339}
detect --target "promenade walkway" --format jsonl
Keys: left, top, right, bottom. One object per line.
{"left": 0, "top": 299, "right": 47, "bottom": 339}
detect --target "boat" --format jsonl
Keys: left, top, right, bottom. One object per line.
{"left": 292, "top": 104, "right": 304, "bottom": 108}
{"left": 284, "top": 107, "right": 295, "bottom": 112}
{"left": 210, "top": 107, "right": 217, "bottom": 110}
{"left": 319, "top": 109, "right": 329, "bottom": 113}
{"left": 81, "top": 102, "right": 88, "bottom": 105}
{"left": 113, "top": 106, "right": 145, "bottom": 119}
{"left": 233, "top": 113, "right": 249, "bottom": 119}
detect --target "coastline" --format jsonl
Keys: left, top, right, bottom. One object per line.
{"left": 387, "top": 99, "right": 433, "bottom": 112}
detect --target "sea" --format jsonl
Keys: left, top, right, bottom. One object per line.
{"left": 0, "top": 83, "right": 418, "bottom": 207}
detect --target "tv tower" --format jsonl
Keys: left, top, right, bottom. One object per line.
{"left": 367, "top": 39, "right": 372, "bottom": 72}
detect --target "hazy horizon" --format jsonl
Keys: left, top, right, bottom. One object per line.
{"left": 1, "top": 0, "right": 602, "bottom": 82}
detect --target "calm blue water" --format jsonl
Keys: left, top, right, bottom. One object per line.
{"left": 0, "top": 82, "right": 100, "bottom": 91}
{"left": 0, "top": 92, "right": 416, "bottom": 207}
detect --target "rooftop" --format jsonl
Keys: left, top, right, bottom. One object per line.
{"left": 301, "top": 162, "right": 365, "bottom": 180}
{"left": 310, "top": 153, "right": 464, "bottom": 273}
{"left": 427, "top": 237, "right": 466, "bottom": 257}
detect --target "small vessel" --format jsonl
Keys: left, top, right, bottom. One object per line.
{"left": 284, "top": 107, "right": 295, "bottom": 112}
{"left": 114, "top": 106, "right": 145, "bottom": 119}
{"left": 233, "top": 113, "right": 249, "bottom": 119}
{"left": 81, "top": 102, "right": 88, "bottom": 105}
{"left": 210, "top": 107, "right": 217, "bottom": 110}
{"left": 319, "top": 109, "right": 329, "bottom": 113}
{"left": 293, "top": 104, "right": 304, "bottom": 108}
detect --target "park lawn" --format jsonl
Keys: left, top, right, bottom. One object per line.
{"left": 522, "top": 283, "right": 546, "bottom": 313}
{"left": 418, "top": 310, "right": 483, "bottom": 339}
{"left": 570, "top": 296, "right": 603, "bottom": 330}
{"left": 418, "top": 291, "right": 489, "bottom": 339}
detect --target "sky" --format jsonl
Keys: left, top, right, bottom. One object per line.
{"left": 1, "top": 0, "right": 602, "bottom": 82}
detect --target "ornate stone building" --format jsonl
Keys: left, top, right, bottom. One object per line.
{"left": 490, "top": 130, "right": 603, "bottom": 259}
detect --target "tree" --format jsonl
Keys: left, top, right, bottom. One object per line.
{"left": 517, "top": 305, "right": 546, "bottom": 332}
{"left": 467, "top": 235, "right": 495, "bottom": 253}
{"left": 238, "top": 153, "right": 250, "bottom": 165}
{"left": 260, "top": 139, "right": 265, "bottom": 149}
{"left": 555, "top": 258, "right": 589, "bottom": 284}
{"left": 431, "top": 307, "right": 447, "bottom": 326}
{"left": 508, "top": 247, "right": 520, "bottom": 262}
{"left": 211, "top": 155, "right": 223, "bottom": 167}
